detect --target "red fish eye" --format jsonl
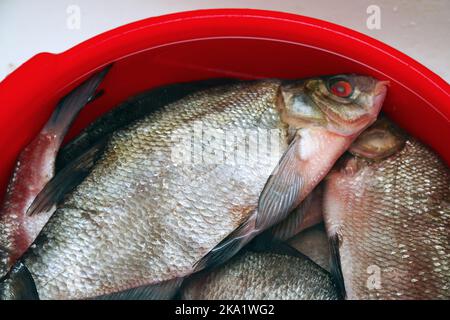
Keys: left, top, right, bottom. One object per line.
{"left": 330, "top": 80, "right": 353, "bottom": 98}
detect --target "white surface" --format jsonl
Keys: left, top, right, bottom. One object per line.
{"left": 0, "top": 0, "right": 449, "bottom": 82}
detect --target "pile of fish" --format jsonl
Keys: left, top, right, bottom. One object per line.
{"left": 0, "top": 66, "right": 448, "bottom": 300}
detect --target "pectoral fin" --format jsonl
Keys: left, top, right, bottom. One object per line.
{"left": 268, "top": 183, "right": 324, "bottom": 241}
{"left": 256, "top": 134, "right": 304, "bottom": 231}
{"left": 329, "top": 233, "right": 346, "bottom": 299}
{"left": 194, "top": 134, "right": 310, "bottom": 272}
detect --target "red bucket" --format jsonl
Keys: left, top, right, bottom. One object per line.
{"left": 0, "top": 9, "right": 449, "bottom": 200}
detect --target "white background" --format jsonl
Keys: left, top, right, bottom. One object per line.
{"left": 0, "top": 0, "right": 449, "bottom": 82}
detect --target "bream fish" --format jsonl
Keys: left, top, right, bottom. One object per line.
{"left": 323, "top": 117, "right": 450, "bottom": 299}
{"left": 1, "top": 75, "right": 387, "bottom": 299}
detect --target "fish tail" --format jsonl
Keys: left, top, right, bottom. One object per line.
{"left": 0, "top": 65, "right": 112, "bottom": 279}
{"left": 42, "top": 65, "right": 111, "bottom": 138}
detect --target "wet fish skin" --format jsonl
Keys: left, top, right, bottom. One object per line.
{"left": 0, "top": 68, "right": 109, "bottom": 278}
{"left": 56, "top": 78, "right": 237, "bottom": 171}
{"left": 195, "top": 76, "right": 388, "bottom": 270}
{"left": 24, "top": 80, "right": 286, "bottom": 299}
{"left": 182, "top": 250, "right": 340, "bottom": 300}
{"left": 323, "top": 118, "right": 450, "bottom": 299}
{"left": 10, "top": 75, "right": 386, "bottom": 299}
{"left": 29, "top": 80, "right": 238, "bottom": 218}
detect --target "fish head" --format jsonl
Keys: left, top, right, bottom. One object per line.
{"left": 329, "top": 117, "right": 406, "bottom": 182}
{"left": 349, "top": 117, "right": 406, "bottom": 161}
{"left": 280, "top": 74, "right": 389, "bottom": 136}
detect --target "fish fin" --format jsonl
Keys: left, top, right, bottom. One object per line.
{"left": 268, "top": 194, "right": 314, "bottom": 242}
{"left": 329, "top": 233, "right": 347, "bottom": 299}
{"left": 0, "top": 262, "right": 39, "bottom": 300}
{"left": 27, "top": 138, "right": 108, "bottom": 216}
{"left": 194, "top": 133, "right": 307, "bottom": 273}
{"left": 56, "top": 78, "right": 239, "bottom": 170}
{"left": 193, "top": 211, "right": 258, "bottom": 272}
{"left": 43, "top": 65, "right": 112, "bottom": 136}
{"left": 268, "top": 183, "right": 324, "bottom": 241}
{"left": 94, "top": 278, "right": 183, "bottom": 300}
{"left": 255, "top": 134, "right": 304, "bottom": 230}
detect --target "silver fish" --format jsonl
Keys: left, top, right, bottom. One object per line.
{"left": 2, "top": 75, "right": 387, "bottom": 299}
{"left": 323, "top": 117, "right": 450, "bottom": 299}
{"left": 0, "top": 67, "right": 110, "bottom": 278}
{"left": 182, "top": 249, "right": 340, "bottom": 300}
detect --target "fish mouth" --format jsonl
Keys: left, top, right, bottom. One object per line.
{"left": 375, "top": 80, "right": 390, "bottom": 95}
{"left": 372, "top": 81, "right": 389, "bottom": 114}
{"left": 361, "top": 81, "right": 389, "bottom": 131}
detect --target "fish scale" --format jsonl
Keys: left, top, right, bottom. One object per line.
{"left": 21, "top": 81, "right": 285, "bottom": 299}
{"left": 182, "top": 251, "right": 340, "bottom": 300}
{"left": 325, "top": 139, "right": 450, "bottom": 299}
{"left": 0, "top": 68, "right": 110, "bottom": 279}
{"left": 1, "top": 74, "right": 387, "bottom": 300}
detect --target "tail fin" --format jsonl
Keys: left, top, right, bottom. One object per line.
{"left": 42, "top": 65, "right": 112, "bottom": 137}
{"left": 0, "top": 65, "right": 112, "bottom": 279}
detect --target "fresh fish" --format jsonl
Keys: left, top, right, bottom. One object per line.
{"left": 56, "top": 78, "right": 237, "bottom": 171}
{"left": 0, "top": 67, "right": 110, "bottom": 279}
{"left": 2, "top": 75, "right": 387, "bottom": 299}
{"left": 323, "top": 117, "right": 450, "bottom": 299}
{"left": 31, "top": 79, "right": 238, "bottom": 218}
{"left": 181, "top": 248, "right": 340, "bottom": 300}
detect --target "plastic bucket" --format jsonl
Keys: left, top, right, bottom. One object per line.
{"left": 0, "top": 9, "right": 449, "bottom": 199}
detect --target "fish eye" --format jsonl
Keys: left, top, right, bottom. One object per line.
{"left": 328, "top": 77, "right": 353, "bottom": 98}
